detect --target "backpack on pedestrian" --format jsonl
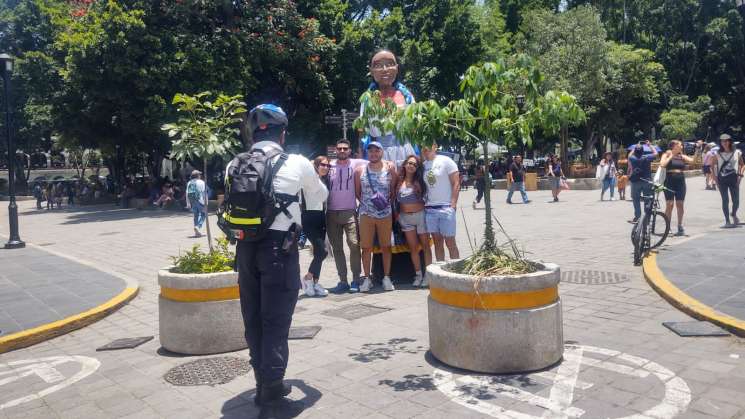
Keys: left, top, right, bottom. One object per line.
{"left": 217, "top": 142, "right": 297, "bottom": 243}
{"left": 186, "top": 180, "right": 201, "bottom": 202}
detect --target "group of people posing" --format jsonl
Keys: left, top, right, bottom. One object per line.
{"left": 299, "top": 138, "right": 461, "bottom": 297}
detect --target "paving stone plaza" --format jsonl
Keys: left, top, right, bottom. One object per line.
{"left": 1, "top": 182, "right": 745, "bottom": 419}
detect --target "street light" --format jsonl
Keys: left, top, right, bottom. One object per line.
{"left": 0, "top": 53, "right": 24, "bottom": 249}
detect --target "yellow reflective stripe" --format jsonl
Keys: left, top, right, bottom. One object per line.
{"left": 160, "top": 286, "right": 240, "bottom": 302}
{"left": 429, "top": 285, "right": 558, "bottom": 310}
{"left": 223, "top": 213, "right": 261, "bottom": 225}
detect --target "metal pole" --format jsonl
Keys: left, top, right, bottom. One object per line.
{"left": 3, "top": 68, "right": 24, "bottom": 249}
{"left": 341, "top": 108, "right": 348, "bottom": 141}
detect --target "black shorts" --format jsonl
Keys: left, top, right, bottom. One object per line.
{"left": 703, "top": 165, "right": 711, "bottom": 174}
{"left": 664, "top": 175, "right": 686, "bottom": 201}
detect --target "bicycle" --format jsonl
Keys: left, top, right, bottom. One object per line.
{"left": 631, "top": 179, "right": 671, "bottom": 266}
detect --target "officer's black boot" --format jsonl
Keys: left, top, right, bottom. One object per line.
{"left": 253, "top": 370, "right": 262, "bottom": 405}
{"left": 258, "top": 380, "right": 301, "bottom": 419}
{"left": 256, "top": 378, "right": 291, "bottom": 406}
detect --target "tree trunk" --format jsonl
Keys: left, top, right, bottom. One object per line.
{"left": 582, "top": 125, "right": 597, "bottom": 161}
{"left": 481, "top": 140, "right": 495, "bottom": 252}
{"left": 203, "top": 160, "right": 214, "bottom": 252}
{"left": 560, "top": 124, "right": 569, "bottom": 173}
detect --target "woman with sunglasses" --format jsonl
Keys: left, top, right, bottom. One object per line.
{"left": 301, "top": 156, "right": 332, "bottom": 297}
{"left": 396, "top": 155, "right": 432, "bottom": 287}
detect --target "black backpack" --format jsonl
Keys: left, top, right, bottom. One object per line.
{"left": 218, "top": 143, "right": 297, "bottom": 242}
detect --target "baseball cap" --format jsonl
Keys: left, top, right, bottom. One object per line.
{"left": 368, "top": 141, "right": 383, "bottom": 150}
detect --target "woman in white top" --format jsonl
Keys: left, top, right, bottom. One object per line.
{"left": 598, "top": 152, "right": 617, "bottom": 201}
{"left": 301, "top": 156, "right": 331, "bottom": 297}
{"left": 711, "top": 134, "right": 744, "bottom": 228}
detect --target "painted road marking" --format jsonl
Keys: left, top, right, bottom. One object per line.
{"left": 0, "top": 356, "right": 100, "bottom": 410}
{"left": 433, "top": 344, "right": 691, "bottom": 419}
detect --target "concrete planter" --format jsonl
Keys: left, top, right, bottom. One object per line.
{"left": 158, "top": 268, "right": 246, "bottom": 355}
{"left": 427, "top": 261, "right": 563, "bottom": 373}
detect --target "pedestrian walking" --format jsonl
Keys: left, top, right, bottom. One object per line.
{"left": 423, "top": 143, "right": 460, "bottom": 262}
{"left": 45, "top": 183, "right": 54, "bottom": 209}
{"left": 54, "top": 182, "right": 64, "bottom": 209}
{"left": 472, "top": 161, "right": 486, "bottom": 209}
{"left": 616, "top": 170, "right": 628, "bottom": 200}
{"left": 711, "top": 134, "right": 744, "bottom": 228}
{"left": 660, "top": 140, "right": 693, "bottom": 236}
{"left": 598, "top": 152, "right": 617, "bottom": 201}
{"left": 355, "top": 141, "right": 398, "bottom": 292}
{"left": 326, "top": 139, "right": 366, "bottom": 294}
{"left": 396, "top": 155, "right": 432, "bottom": 287}
{"left": 33, "top": 182, "right": 44, "bottom": 210}
{"left": 703, "top": 143, "right": 717, "bottom": 190}
{"left": 628, "top": 141, "right": 659, "bottom": 223}
{"left": 506, "top": 155, "right": 530, "bottom": 204}
{"left": 185, "top": 170, "right": 206, "bottom": 237}
{"left": 547, "top": 155, "right": 565, "bottom": 202}
{"left": 66, "top": 182, "right": 76, "bottom": 206}
{"left": 301, "top": 156, "right": 331, "bottom": 297}
{"left": 230, "top": 104, "right": 327, "bottom": 413}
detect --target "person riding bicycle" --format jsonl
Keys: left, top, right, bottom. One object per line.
{"left": 628, "top": 141, "right": 658, "bottom": 224}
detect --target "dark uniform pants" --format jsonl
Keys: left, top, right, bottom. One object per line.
{"left": 236, "top": 230, "right": 300, "bottom": 382}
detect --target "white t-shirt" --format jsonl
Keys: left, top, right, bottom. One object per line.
{"left": 716, "top": 149, "right": 742, "bottom": 178}
{"left": 423, "top": 154, "right": 459, "bottom": 206}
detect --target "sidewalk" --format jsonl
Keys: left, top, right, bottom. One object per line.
{"left": 0, "top": 245, "right": 136, "bottom": 353}
{"left": 652, "top": 229, "right": 745, "bottom": 335}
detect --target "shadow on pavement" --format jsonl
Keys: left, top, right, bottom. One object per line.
{"left": 220, "top": 379, "right": 321, "bottom": 419}
{"left": 19, "top": 204, "right": 189, "bottom": 224}
{"left": 347, "top": 337, "right": 426, "bottom": 363}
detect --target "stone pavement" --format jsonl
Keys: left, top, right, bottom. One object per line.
{"left": 1, "top": 180, "right": 745, "bottom": 419}
{"left": 656, "top": 229, "right": 745, "bottom": 322}
{"left": 0, "top": 245, "right": 127, "bottom": 337}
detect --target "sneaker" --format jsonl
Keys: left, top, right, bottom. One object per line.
{"left": 194, "top": 227, "right": 202, "bottom": 237}
{"left": 359, "top": 277, "right": 372, "bottom": 292}
{"left": 723, "top": 222, "right": 736, "bottom": 229}
{"left": 627, "top": 218, "right": 639, "bottom": 224}
{"left": 524, "top": 200, "right": 531, "bottom": 204}
{"left": 554, "top": 197, "right": 559, "bottom": 202}
{"left": 506, "top": 200, "right": 513, "bottom": 204}
{"left": 420, "top": 275, "right": 429, "bottom": 288}
{"left": 349, "top": 279, "right": 361, "bottom": 293}
{"left": 472, "top": 201, "right": 477, "bottom": 209}
{"left": 733, "top": 215, "right": 740, "bottom": 225}
{"left": 303, "top": 279, "right": 315, "bottom": 297}
{"left": 382, "top": 276, "right": 395, "bottom": 291}
{"left": 412, "top": 273, "right": 423, "bottom": 287}
{"left": 313, "top": 282, "right": 328, "bottom": 297}
{"left": 675, "top": 225, "right": 685, "bottom": 236}
{"left": 330, "top": 281, "right": 350, "bottom": 294}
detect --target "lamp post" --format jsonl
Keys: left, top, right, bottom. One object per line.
{"left": 707, "top": 104, "right": 715, "bottom": 142}
{"left": 1, "top": 53, "right": 24, "bottom": 249}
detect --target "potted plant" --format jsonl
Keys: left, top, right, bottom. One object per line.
{"left": 158, "top": 238, "right": 245, "bottom": 355}
{"left": 355, "top": 55, "right": 584, "bottom": 373}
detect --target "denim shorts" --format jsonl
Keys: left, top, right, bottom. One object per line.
{"left": 398, "top": 210, "right": 426, "bottom": 234}
{"left": 425, "top": 206, "right": 456, "bottom": 237}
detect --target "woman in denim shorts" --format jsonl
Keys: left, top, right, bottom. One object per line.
{"left": 395, "top": 155, "right": 432, "bottom": 287}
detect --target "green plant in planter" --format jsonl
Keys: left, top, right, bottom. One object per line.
{"left": 171, "top": 237, "right": 235, "bottom": 274}
{"left": 354, "top": 54, "right": 584, "bottom": 276}
{"left": 162, "top": 92, "right": 246, "bottom": 251}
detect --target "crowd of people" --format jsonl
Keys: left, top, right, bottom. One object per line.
{"left": 295, "top": 138, "right": 460, "bottom": 297}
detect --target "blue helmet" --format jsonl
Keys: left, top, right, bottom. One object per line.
{"left": 247, "top": 104, "right": 288, "bottom": 134}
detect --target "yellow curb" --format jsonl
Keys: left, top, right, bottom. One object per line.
{"left": 643, "top": 252, "right": 745, "bottom": 337}
{"left": 0, "top": 286, "right": 139, "bottom": 354}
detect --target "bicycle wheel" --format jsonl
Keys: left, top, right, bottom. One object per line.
{"left": 648, "top": 211, "right": 670, "bottom": 249}
{"left": 633, "top": 220, "right": 644, "bottom": 266}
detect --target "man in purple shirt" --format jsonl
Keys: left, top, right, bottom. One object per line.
{"left": 327, "top": 139, "right": 367, "bottom": 293}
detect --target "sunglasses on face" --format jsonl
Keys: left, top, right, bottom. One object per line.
{"left": 405, "top": 161, "right": 418, "bottom": 167}
{"left": 336, "top": 147, "right": 349, "bottom": 151}
{"left": 318, "top": 163, "right": 330, "bottom": 168}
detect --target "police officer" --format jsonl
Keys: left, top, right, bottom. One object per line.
{"left": 235, "top": 105, "right": 327, "bottom": 413}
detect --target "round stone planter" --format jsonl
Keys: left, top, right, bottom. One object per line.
{"left": 158, "top": 268, "right": 246, "bottom": 355}
{"left": 427, "top": 261, "right": 563, "bottom": 374}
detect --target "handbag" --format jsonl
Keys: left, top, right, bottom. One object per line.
{"left": 560, "top": 178, "right": 570, "bottom": 190}
{"left": 366, "top": 166, "right": 389, "bottom": 211}
{"left": 653, "top": 165, "right": 666, "bottom": 185}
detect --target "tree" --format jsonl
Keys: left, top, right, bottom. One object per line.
{"left": 163, "top": 92, "right": 246, "bottom": 250}
{"left": 659, "top": 108, "right": 703, "bottom": 141}
{"left": 355, "top": 55, "right": 584, "bottom": 273}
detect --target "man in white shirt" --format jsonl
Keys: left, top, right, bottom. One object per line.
{"left": 233, "top": 105, "right": 327, "bottom": 413}
{"left": 422, "top": 144, "right": 460, "bottom": 262}
{"left": 185, "top": 170, "right": 206, "bottom": 237}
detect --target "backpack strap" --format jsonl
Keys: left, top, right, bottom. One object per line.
{"left": 267, "top": 153, "right": 299, "bottom": 219}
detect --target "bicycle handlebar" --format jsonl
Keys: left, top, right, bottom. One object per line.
{"left": 641, "top": 178, "right": 673, "bottom": 193}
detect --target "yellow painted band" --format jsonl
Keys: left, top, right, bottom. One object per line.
{"left": 430, "top": 285, "right": 558, "bottom": 310}
{"left": 0, "top": 287, "right": 139, "bottom": 354}
{"left": 160, "top": 286, "right": 240, "bottom": 302}
{"left": 643, "top": 252, "right": 745, "bottom": 337}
